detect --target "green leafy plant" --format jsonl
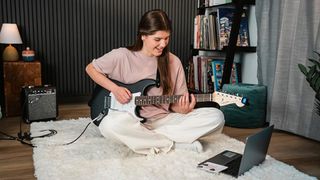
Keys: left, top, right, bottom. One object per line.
{"left": 298, "top": 52, "right": 320, "bottom": 97}
{"left": 298, "top": 51, "right": 320, "bottom": 115}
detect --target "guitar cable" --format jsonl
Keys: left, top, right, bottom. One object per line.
{"left": 58, "top": 109, "right": 109, "bottom": 146}
{"left": 2, "top": 91, "right": 108, "bottom": 148}
{"left": 37, "top": 113, "right": 105, "bottom": 147}
{"left": 17, "top": 95, "right": 58, "bottom": 147}
{"left": 0, "top": 97, "right": 57, "bottom": 147}
{"left": 19, "top": 110, "right": 106, "bottom": 147}
{"left": 12, "top": 120, "right": 94, "bottom": 148}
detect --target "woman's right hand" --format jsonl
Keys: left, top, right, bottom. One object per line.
{"left": 85, "top": 63, "right": 132, "bottom": 104}
{"left": 111, "top": 86, "right": 132, "bottom": 104}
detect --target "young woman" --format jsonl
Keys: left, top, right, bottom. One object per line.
{"left": 86, "top": 9, "right": 224, "bottom": 155}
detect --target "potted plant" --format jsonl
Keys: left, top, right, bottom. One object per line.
{"left": 298, "top": 51, "right": 320, "bottom": 115}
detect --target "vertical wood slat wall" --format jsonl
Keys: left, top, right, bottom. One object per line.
{"left": 0, "top": 0, "right": 197, "bottom": 98}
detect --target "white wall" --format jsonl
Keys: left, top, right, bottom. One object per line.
{"left": 241, "top": 6, "right": 258, "bottom": 84}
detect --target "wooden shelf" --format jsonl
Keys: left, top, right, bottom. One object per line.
{"left": 198, "top": 0, "right": 255, "bottom": 10}
{"left": 192, "top": 46, "right": 256, "bottom": 54}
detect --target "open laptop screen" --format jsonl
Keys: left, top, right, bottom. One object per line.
{"left": 238, "top": 125, "right": 274, "bottom": 176}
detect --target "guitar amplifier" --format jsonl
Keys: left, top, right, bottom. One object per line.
{"left": 22, "top": 85, "right": 58, "bottom": 123}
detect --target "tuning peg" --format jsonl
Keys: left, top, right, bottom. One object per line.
{"left": 241, "top": 97, "right": 249, "bottom": 105}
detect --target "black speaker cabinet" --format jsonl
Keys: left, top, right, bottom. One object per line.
{"left": 22, "top": 85, "right": 58, "bottom": 123}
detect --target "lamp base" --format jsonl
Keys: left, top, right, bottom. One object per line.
{"left": 3, "top": 44, "right": 19, "bottom": 61}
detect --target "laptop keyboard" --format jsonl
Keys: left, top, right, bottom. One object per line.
{"left": 223, "top": 156, "right": 242, "bottom": 177}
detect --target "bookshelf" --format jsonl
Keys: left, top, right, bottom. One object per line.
{"left": 190, "top": 0, "right": 256, "bottom": 92}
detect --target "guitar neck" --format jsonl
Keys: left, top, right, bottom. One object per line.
{"left": 135, "top": 94, "right": 212, "bottom": 105}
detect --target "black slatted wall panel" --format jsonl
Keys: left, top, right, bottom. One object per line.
{"left": 0, "top": 0, "right": 197, "bottom": 98}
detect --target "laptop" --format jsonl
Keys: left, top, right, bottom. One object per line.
{"left": 198, "top": 125, "right": 274, "bottom": 177}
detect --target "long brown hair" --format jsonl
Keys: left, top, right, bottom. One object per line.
{"left": 127, "top": 9, "right": 172, "bottom": 95}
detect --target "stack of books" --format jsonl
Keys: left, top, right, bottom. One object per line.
{"left": 187, "top": 55, "right": 241, "bottom": 92}
{"left": 193, "top": 6, "right": 250, "bottom": 50}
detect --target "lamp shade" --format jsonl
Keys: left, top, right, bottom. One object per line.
{"left": 0, "top": 23, "right": 23, "bottom": 44}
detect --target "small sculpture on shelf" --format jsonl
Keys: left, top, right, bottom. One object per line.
{"left": 22, "top": 47, "right": 35, "bottom": 62}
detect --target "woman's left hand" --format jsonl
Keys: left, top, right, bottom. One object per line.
{"left": 170, "top": 92, "right": 196, "bottom": 114}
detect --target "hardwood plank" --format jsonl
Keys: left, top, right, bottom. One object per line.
{"left": 0, "top": 103, "right": 319, "bottom": 179}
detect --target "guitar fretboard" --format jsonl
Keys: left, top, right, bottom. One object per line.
{"left": 134, "top": 94, "right": 213, "bottom": 105}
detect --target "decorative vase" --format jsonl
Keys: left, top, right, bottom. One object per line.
{"left": 2, "top": 44, "right": 19, "bottom": 61}
{"left": 22, "top": 47, "right": 35, "bottom": 62}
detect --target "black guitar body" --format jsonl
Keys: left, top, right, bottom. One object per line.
{"left": 88, "top": 79, "right": 157, "bottom": 126}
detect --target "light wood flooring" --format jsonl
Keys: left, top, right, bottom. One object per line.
{"left": 0, "top": 103, "right": 319, "bottom": 179}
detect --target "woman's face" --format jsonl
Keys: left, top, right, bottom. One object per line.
{"left": 141, "top": 30, "right": 170, "bottom": 57}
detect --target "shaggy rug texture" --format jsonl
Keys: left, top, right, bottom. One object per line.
{"left": 31, "top": 118, "right": 316, "bottom": 180}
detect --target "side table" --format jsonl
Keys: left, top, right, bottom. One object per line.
{"left": 3, "top": 61, "right": 42, "bottom": 117}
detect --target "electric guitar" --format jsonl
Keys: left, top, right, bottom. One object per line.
{"left": 88, "top": 79, "right": 247, "bottom": 126}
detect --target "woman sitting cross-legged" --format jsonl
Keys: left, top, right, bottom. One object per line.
{"left": 85, "top": 9, "right": 225, "bottom": 155}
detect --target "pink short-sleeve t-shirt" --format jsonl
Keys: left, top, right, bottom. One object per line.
{"left": 92, "top": 47, "right": 187, "bottom": 121}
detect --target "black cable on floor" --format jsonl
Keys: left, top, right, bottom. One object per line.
{"left": 0, "top": 131, "right": 16, "bottom": 140}
{"left": 61, "top": 122, "right": 92, "bottom": 146}
{"left": 2, "top": 106, "right": 104, "bottom": 148}
{"left": 0, "top": 130, "right": 35, "bottom": 147}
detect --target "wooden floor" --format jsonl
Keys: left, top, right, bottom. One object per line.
{"left": 0, "top": 103, "right": 320, "bottom": 179}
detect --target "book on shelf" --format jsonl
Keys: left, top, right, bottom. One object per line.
{"left": 187, "top": 60, "right": 195, "bottom": 90}
{"left": 193, "top": 14, "right": 218, "bottom": 50}
{"left": 188, "top": 56, "right": 215, "bottom": 93}
{"left": 212, "top": 60, "right": 240, "bottom": 91}
{"left": 208, "top": 12, "right": 218, "bottom": 50}
{"left": 194, "top": 7, "right": 250, "bottom": 50}
{"left": 217, "top": 7, "right": 250, "bottom": 49}
{"left": 194, "top": 15, "right": 207, "bottom": 49}
{"left": 188, "top": 56, "right": 242, "bottom": 93}
{"left": 237, "top": 12, "right": 250, "bottom": 47}
{"left": 194, "top": 15, "right": 200, "bottom": 49}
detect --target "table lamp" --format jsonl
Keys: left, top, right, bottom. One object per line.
{"left": 0, "top": 23, "right": 23, "bottom": 61}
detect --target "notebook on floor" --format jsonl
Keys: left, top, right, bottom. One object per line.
{"left": 198, "top": 125, "right": 274, "bottom": 177}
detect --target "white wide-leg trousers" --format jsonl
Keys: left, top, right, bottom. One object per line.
{"left": 98, "top": 107, "right": 225, "bottom": 154}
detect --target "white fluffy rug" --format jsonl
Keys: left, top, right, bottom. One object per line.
{"left": 31, "top": 118, "right": 316, "bottom": 180}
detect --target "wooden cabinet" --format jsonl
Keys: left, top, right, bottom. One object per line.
{"left": 3, "top": 61, "right": 42, "bottom": 117}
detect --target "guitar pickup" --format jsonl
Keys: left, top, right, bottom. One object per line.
{"left": 104, "top": 96, "right": 111, "bottom": 108}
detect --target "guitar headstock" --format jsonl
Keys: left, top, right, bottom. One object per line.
{"left": 212, "top": 92, "right": 247, "bottom": 107}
